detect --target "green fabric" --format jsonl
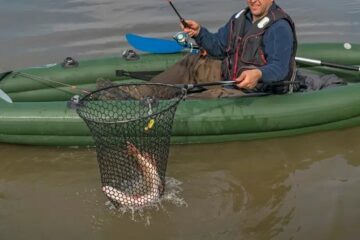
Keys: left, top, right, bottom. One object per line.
{"left": 0, "top": 43, "right": 359, "bottom": 146}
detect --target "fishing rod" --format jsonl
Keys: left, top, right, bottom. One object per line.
{"left": 166, "top": 0, "right": 190, "bottom": 28}
{"left": 0, "top": 71, "right": 89, "bottom": 104}
{"left": 13, "top": 72, "right": 91, "bottom": 94}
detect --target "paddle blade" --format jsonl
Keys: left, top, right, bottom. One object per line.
{"left": 0, "top": 89, "right": 13, "bottom": 103}
{"left": 125, "top": 33, "right": 185, "bottom": 54}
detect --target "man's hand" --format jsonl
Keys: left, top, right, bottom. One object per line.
{"left": 181, "top": 20, "right": 201, "bottom": 38}
{"left": 235, "top": 69, "right": 262, "bottom": 89}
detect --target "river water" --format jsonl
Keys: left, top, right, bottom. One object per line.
{"left": 1, "top": 0, "right": 360, "bottom": 239}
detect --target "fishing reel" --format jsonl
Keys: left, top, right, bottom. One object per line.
{"left": 173, "top": 32, "right": 189, "bottom": 47}
{"left": 173, "top": 32, "right": 199, "bottom": 54}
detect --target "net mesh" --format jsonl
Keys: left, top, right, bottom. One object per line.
{"left": 76, "top": 83, "right": 185, "bottom": 208}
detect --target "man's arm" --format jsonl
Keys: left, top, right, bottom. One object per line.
{"left": 193, "top": 23, "right": 229, "bottom": 58}
{"left": 259, "top": 19, "right": 294, "bottom": 83}
{"left": 182, "top": 16, "right": 234, "bottom": 58}
{"left": 236, "top": 19, "right": 294, "bottom": 89}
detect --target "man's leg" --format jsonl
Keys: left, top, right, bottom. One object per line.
{"left": 150, "top": 54, "right": 246, "bottom": 98}
{"left": 150, "top": 54, "right": 200, "bottom": 84}
{"left": 150, "top": 54, "right": 222, "bottom": 84}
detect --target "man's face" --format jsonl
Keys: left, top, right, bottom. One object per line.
{"left": 247, "top": 0, "right": 273, "bottom": 18}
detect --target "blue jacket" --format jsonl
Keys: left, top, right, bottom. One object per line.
{"left": 194, "top": 10, "right": 294, "bottom": 83}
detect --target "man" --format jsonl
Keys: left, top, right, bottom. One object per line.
{"left": 151, "top": 0, "right": 298, "bottom": 96}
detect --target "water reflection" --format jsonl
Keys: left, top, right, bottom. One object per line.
{"left": 166, "top": 128, "right": 360, "bottom": 239}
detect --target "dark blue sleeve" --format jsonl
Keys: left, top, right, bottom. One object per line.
{"left": 259, "top": 19, "right": 294, "bottom": 83}
{"left": 193, "top": 17, "right": 232, "bottom": 58}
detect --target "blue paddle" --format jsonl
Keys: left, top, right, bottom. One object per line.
{"left": 125, "top": 33, "right": 185, "bottom": 54}
{"left": 126, "top": 33, "right": 360, "bottom": 72}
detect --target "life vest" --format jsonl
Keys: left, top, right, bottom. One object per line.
{"left": 221, "top": 3, "right": 298, "bottom": 93}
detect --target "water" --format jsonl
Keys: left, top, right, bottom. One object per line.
{"left": 2, "top": 129, "right": 360, "bottom": 239}
{"left": 1, "top": 0, "right": 360, "bottom": 239}
{"left": 1, "top": 0, "right": 360, "bottom": 69}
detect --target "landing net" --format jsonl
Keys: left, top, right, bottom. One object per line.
{"left": 75, "top": 83, "right": 185, "bottom": 208}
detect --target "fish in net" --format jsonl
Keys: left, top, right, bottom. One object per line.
{"left": 74, "top": 83, "right": 185, "bottom": 208}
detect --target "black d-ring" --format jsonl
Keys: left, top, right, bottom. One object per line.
{"left": 61, "top": 57, "right": 79, "bottom": 68}
{"left": 122, "top": 49, "right": 140, "bottom": 61}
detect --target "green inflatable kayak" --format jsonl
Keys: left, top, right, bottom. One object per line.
{"left": 0, "top": 43, "right": 359, "bottom": 146}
